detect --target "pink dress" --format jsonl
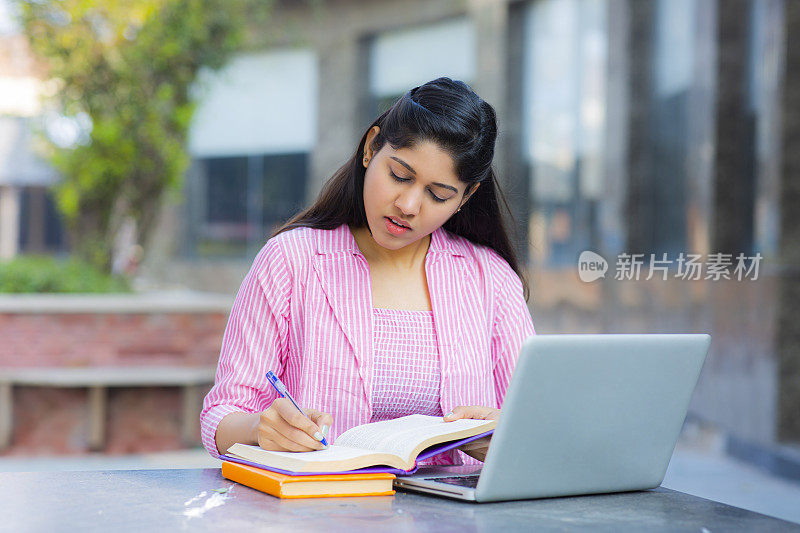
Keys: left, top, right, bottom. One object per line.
{"left": 371, "top": 306, "right": 469, "bottom": 465}
{"left": 370, "top": 307, "right": 442, "bottom": 420}
{"left": 200, "top": 224, "right": 536, "bottom": 460}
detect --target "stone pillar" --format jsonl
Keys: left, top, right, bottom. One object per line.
{"left": 308, "top": 36, "right": 363, "bottom": 203}
{"left": 468, "top": 0, "right": 527, "bottom": 260}
{"left": 599, "top": 0, "right": 631, "bottom": 333}
{"left": 602, "top": 0, "right": 630, "bottom": 260}
{"left": 712, "top": 0, "right": 756, "bottom": 256}
{"left": 468, "top": 0, "right": 508, "bottom": 149}
{"left": 777, "top": 0, "right": 800, "bottom": 442}
{"left": 502, "top": 0, "right": 529, "bottom": 263}
{"left": 625, "top": 0, "right": 655, "bottom": 253}
{"left": 0, "top": 185, "right": 21, "bottom": 260}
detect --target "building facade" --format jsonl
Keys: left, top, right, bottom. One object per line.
{"left": 2, "top": 0, "right": 797, "bottom": 444}
{"left": 0, "top": 23, "right": 64, "bottom": 260}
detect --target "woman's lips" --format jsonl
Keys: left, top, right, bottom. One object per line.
{"left": 385, "top": 217, "right": 410, "bottom": 235}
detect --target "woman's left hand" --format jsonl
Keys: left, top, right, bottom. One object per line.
{"left": 443, "top": 405, "right": 500, "bottom": 462}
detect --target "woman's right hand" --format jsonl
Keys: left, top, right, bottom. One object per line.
{"left": 254, "top": 398, "right": 334, "bottom": 452}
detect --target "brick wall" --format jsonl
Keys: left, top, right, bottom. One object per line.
{"left": 0, "top": 312, "right": 227, "bottom": 367}
{"left": 0, "top": 293, "right": 230, "bottom": 456}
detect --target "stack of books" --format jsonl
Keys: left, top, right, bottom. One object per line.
{"left": 221, "top": 462, "right": 396, "bottom": 498}
{"left": 220, "top": 414, "right": 496, "bottom": 498}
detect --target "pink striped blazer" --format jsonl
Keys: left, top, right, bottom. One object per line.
{"left": 201, "top": 223, "right": 536, "bottom": 457}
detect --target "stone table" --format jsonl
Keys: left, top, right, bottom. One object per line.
{"left": 0, "top": 468, "right": 798, "bottom": 532}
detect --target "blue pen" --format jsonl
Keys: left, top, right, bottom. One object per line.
{"left": 265, "top": 371, "right": 329, "bottom": 446}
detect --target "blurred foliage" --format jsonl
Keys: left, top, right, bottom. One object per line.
{"left": 16, "top": 0, "right": 273, "bottom": 274}
{"left": 0, "top": 255, "right": 131, "bottom": 293}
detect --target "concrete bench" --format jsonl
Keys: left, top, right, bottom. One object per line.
{"left": 0, "top": 367, "right": 216, "bottom": 451}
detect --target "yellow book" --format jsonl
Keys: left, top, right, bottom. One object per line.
{"left": 226, "top": 414, "right": 496, "bottom": 473}
{"left": 221, "top": 461, "right": 395, "bottom": 498}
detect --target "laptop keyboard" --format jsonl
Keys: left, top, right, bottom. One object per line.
{"left": 427, "top": 475, "right": 480, "bottom": 488}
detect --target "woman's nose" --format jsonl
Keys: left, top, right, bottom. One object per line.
{"left": 395, "top": 188, "right": 422, "bottom": 216}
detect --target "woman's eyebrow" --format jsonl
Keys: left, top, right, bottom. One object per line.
{"left": 389, "top": 156, "right": 458, "bottom": 193}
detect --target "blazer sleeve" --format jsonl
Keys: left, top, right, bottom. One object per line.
{"left": 490, "top": 257, "right": 536, "bottom": 407}
{"left": 200, "top": 237, "right": 292, "bottom": 458}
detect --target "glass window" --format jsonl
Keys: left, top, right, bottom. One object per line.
{"left": 18, "top": 186, "right": 66, "bottom": 253}
{"left": 630, "top": 0, "right": 715, "bottom": 258}
{"left": 186, "top": 48, "right": 317, "bottom": 258}
{"left": 521, "top": 0, "right": 719, "bottom": 266}
{"left": 205, "top": 157, "right": 248, "bottom": 227}
{"left": 522, "top": 0, "right": 608, "bottom": 267}
{"left": 192, "top": 153, "right": 307, "bottom": 257}
{"left": 188, "top": 50, "right": 317, "bottom": 158}
{"left": 645, "top": 0, "right": 696, "bottom": 257}
{"left": 750, "top": 0, "right": 784, "bottom": 257}
{"left": 368, "top": 18, "right": 476, "bottom": 115}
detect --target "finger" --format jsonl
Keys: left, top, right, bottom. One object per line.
{"left": 257, "top": 420, "right": 302, "bottom": 452}
{"left": 260, "top": 409, "right": 322, "bottom": 451}
{"left": 257, "top": 430, "right": 289, "bottom": 452}
{"left": 272, "top": 398, "right": 326, "bottom": 443}
{"left": 263, "top": 405, "right": 324, "bottom": 450}
{"left": 307, "top": 410, "right": 334, "bottom": 440}
{"left": 443, "top": 406, "right": 477, "bottom": 421}
{"left": 483, "top": 409, "right": 500, "bottom": 420}
{"left": 272, "top": 401, "right": 327, "bottom": 447}
{"left": 258, "top": 424, "right": 319, "bottom": 452}
{"left": 444, "top": 406, "right": 498, "bottom": 421}
{"left": 307, "top": 409, "right": 334, "bottom": 428}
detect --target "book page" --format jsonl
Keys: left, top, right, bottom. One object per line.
{"left": 230, "top": 443, "right": 374, "bottom": 465}
{"left": 334, "top": 414, "right": 492, "bottom": 462}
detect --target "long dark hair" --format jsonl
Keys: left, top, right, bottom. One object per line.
{"left": 272, "top": 77, "right": 529, "bottom": 301}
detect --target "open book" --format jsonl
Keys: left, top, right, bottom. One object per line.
{"left": 225, "top": 414, "right": 496, "bottom": 474}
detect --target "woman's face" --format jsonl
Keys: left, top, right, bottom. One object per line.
{"left": 361, "top": 127, "right": 478, "bottom": 251}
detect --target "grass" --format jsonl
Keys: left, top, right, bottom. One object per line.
{"left": 0, "top": 255, "right": 132, "bottom": 293}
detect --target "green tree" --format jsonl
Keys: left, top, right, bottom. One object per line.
{"left": 17, "top": 0, "right": 271, "bottom": 273}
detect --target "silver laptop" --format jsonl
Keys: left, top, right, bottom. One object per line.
{"left": 394, "top": 334, "right": 710, "bottom": 502}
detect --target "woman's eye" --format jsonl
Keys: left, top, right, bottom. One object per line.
{"left": 390, "top": 171, "right": 409, "bottom": 183}
{"left": 390, "top": 171, "right": 447, "bottom": 203}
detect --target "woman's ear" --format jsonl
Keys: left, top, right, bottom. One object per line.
{"left": 363, "top": 126, "right": 381, "bottom": 163}
{"left": 464, "top": 182, "right": 480, "bottom": 203}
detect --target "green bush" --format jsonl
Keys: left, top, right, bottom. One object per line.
{"left": 0, "top": 255, "right": 132, "bottom": 293}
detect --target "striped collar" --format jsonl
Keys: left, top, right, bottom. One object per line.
{"left": 314, "top": 223, "right": 465, "bottom": 258}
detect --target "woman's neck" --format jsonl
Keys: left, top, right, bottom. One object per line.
{"left": 349, "top": 224, "right": 431, "bottom": 271}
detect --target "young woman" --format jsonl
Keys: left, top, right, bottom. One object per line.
{"left": 201, "top": 77, "right": 535, "bottom": 465}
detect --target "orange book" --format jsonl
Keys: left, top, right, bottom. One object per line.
{"left": 221, "top": 461, "right": 395, "bottom": 499}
